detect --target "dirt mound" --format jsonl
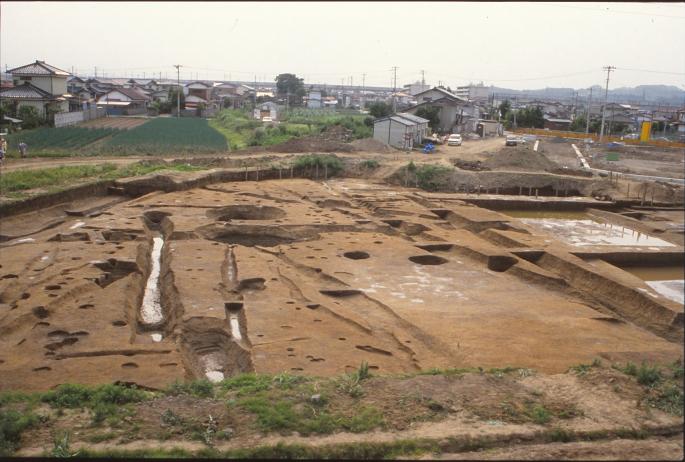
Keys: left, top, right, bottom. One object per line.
{"left": 483, "top": 145, "right": 559, "bottom": 172}
{"left": 270, "top": 136, "right": 357, "bottom": 153}
{"left": 351, "top": 138, "right": 394, "bottom": 153}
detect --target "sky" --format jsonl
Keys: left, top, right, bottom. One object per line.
{"left": 2, "top": 2, "right": 684, "bottom": 90}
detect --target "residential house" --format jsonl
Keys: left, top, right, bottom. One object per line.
{"left": 0, "top": 60, "right": 71, "bottom": 119}
{"left": 253, "top": 101, "right": 279, "bottom": 121}
{"left": 184, "top": 81, "right": 212, "bottom": 109}
{"left": 213, "top": 82, "right": 245, "bottom": 109}
{"left": 543, "top": 117, "right": 572, "bottom": 130}
{"left": 373, "top": 113, "right": 430, "bottom": 150}
{"left": 128, "top": 79, "right": 160, "bottom": 92}
{"left": 675, "top": 109, "right": 685, "bottom": 135}
{"left": 414, "top": 87, "right": 467, "bottom": 105}
{"left": 404, "top": 94, "right": 478, "bottom": 134}
{"left": 97, "top": 87, "right": 150, "bottom": 115}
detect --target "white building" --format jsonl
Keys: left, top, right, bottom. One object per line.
{"left": 0, "top": 60, "right": 70, "bottom": 118}
{"left": 455, "top": 83, "right": 491, "bottom": 102}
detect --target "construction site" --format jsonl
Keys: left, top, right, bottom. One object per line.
{"left": 0, "top": 132, "right": 683, "bottom": 458}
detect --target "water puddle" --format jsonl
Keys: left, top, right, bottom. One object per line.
{"left": 501, "top": 210, "right": 590, "bottom": 220}
{"left": 645, "top": 280, "right": 684, "bottom": 305}
{"left": 69, "top": 221, "right": 86, "bottom": 230}
{"left": 619, "top": 266, "right": 684, "bottom": 281}
{"left": 619, "top": 266, "right": 684, "bottom": 305}
{"left": 520, "top": 219, "right": 675, "bottom": 247}
{"left": 141, "top": 236, "right": 165, "bottom": 325}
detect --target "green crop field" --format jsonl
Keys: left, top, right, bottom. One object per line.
{"left": 103, "top": 118, "right": 227, "bottom": 154}
{"left": 5, "top": 127, "right": 118, "bottom": 153}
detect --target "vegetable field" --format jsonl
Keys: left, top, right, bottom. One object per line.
{"left": 103, "top": 118, "right": 227, "bottom": 154}
{"left": 6, "top": 127, "right": 118, "bottom": 151}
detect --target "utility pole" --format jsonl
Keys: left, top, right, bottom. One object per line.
{"left": 599, "top": 65, "right": 615, "bottom": 142}
{"left": 585, "top": 87, "right": 593, "bottom": 134}
{"left": 173, "top": 64, "right": 182, "bottom": 118}
{"left": 362, "top": 73, "right": 366, "bottom": 109}
{"left": 391, "top": 66, "right": 398, "bottom": 113}
{"left": 421, "top": 69, "right": 425, "bottom": 87}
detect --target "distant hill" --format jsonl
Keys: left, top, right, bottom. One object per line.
{"left": 490, "top": 84, "right": 685, "bottom": 105}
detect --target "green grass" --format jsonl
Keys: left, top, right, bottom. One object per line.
{"left": 0, "top": 162, "right": 205, "bottom": 195}
{"left": 165, "top": 379, "right": 215, "bottom": 398}
{"left": 568, "top": 359, "right": 602, "bottom": 376}
{"left": 614, "top": 361, "right": 662, "bottom": 387}
{"left": 103, "top": 118, "right": 227, "bottom": 154}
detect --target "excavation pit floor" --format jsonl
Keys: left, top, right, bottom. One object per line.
{"left": 0, "top": 178, "right": 683, "bottom": 391}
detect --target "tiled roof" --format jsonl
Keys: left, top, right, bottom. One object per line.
{"left": 0, "top": 82, "right": 54, "bottom": 100}
{"left": 101, "top": 87, "right": 150, "bottom": 101}
{"left": 9, "top": 61, "right": 70, "bottom": 76}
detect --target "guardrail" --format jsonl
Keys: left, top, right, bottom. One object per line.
{"left": 512, "top": 128, "right": 685, "bottom": 149}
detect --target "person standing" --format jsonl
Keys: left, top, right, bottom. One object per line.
{"left": 0, "top": 137, "right": 6, "bottom": 165}
{"left": 18, "top": 142, "right": 27, "bottom": 158}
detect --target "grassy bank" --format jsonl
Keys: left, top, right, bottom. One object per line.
{"left": 0, "top": 162, "right": 205, "bottom": 197}
{"left": 1, "top": 360, "right": 681, "bottom": 457}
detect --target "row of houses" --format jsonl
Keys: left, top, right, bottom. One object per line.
{"left": 0, "top": 60, "right": 259, "bottom": 120}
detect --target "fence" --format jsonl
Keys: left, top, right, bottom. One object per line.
{"left": 54, "top": 107, "right": 106, "bottom": 128}
{"left": 512, "top": 128, "right": 685, "bottom": 149}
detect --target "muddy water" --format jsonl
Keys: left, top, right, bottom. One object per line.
{"left": 620, "top": 266, "right": 684, "bottom": 305}
{"left": 620, "top": 266, "right": 684, "bottom": 281}
{"left": 141, "top": 236, "right": 165, "bottom": 325}
{"left": 501, "top": 210, "right": 591, "bottom": 220}
{"left": 520, "top": 219, "right": 676, "bottom": 247}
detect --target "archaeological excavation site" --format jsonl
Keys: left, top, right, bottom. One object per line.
{"left": 0, "top": 148, "right": 683, "bottom": 458}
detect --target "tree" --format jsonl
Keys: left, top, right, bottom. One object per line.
{"left": 498, "top": 100, "right": 511, "bottom": 119}
{"left": 18, "top": 106, "right": 42, "bottom": 129}
{"left": 275, "top": 73, "right": 305, "bottom": 107}
{"left": 169, "top": 88, "right": 185, "bottom": 110}
{"left": 415, "top": 106, "right": 441, "bottom": 132}
{"left": 368, "top": 101, "right": 392, "bottom": 118}
{"left": 569, "top": 115, "right": 586, "bottom": 132}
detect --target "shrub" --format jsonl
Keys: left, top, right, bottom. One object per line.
{"left": 415, "top": 164, "right": 452, "bottom": 191}
{"left": 0, "top": 410, "right": 38, "bottom": 456}
{"left": 41, "top": 384, "right": 93, "bottom": 408}
{"left": 293, "top": 154, "right": 343, "bottom": 175}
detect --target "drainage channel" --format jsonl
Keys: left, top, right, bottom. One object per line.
{"left": 139, "top": 234, "right": 167, "bottom": 344}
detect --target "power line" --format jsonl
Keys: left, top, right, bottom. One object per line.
{"left": 615, "top": 67, "right": 685, "bottom": 76}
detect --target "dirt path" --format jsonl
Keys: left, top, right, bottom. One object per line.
{"left": 427, "top": 435, "right": 684, "bottom": 460}
{"left": 0, "top": 137, "right": 504, "bottom": 173}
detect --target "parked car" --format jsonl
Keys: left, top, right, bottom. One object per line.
{"left": 262, "top": 116, "right": 273, "bottom": 123}
{"left": 505, "top": 135, "right": 518, "bottom": 146}
{"left": 447, "top": 134, "right": 462, "bottom": 146}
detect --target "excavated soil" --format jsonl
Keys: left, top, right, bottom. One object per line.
{"left": 1, "top": 177, "right": 683, "bottom": 392}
